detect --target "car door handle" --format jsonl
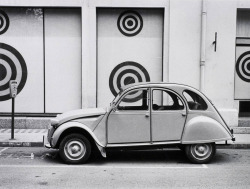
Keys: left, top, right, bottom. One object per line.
{"left": 145, "top": 113, "right": 150, "bottom": 117}
{"left": 182, "top": 112, "right": 186, "bottom": 116}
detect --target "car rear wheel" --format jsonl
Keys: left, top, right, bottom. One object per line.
{"left": 59, "top": 133, "right": 91, "bottom": 164}
{"left": 185, "top": 143, "right": 216, "bottom": 164}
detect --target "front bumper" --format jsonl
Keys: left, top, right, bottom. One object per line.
{"left": 44, "top": 125, "right": 56, "bottom": 148}
{"left": 43, "top": 132, "right": 51, "bottom": 148}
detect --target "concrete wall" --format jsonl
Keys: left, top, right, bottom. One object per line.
{"left": 1, "top": 0, "right": 250, "bottom": 127}
{"left": 168, "top": 0, "right": 201, "bottom": 89}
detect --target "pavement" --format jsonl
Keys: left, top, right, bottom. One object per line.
{"left": 0, "top": 129, "right": 46, "bottom": 147}
{"left": 0, "top": 129, "right": 249, "bottom": 148}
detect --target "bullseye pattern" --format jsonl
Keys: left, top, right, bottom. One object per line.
{"left": 0, "top": 43, "right": 27, "bottom": 101}
{"left": 0, "top": 10, "right": 9, "bottom": 35}
{"left": 109, "top": 61, "right": 150, "bottom": 102}
{"left": 117, "top": 10, "right": 143, "bottom": 37}
{"left": 236, "top": 51, "right": 250, "bottom": 82}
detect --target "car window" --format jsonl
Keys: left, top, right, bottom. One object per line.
{"left": 183, "top": 90, "right": 208, "bottom": 110}
{"left": 117, "top": 89, "right": 148, "bottom": 110}
{"left": 152, "top": 89, "right": 184, "bottom": 111}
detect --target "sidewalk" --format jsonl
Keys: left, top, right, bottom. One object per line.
{"left": 0, "top": 129, "right": 249, "bottom": 148}
{"left": 0, "top": 129, "right": 46, "bottom": 147}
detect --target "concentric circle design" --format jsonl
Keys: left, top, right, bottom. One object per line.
{"left": 109, "top": 61, "right": 150, "bottom": 102}
{"left": 236, "top": 51, "right": 250, "bottom": 82}
{"left": 117, "top": 10, "right": 143, "bottom": 37}
{"left": 0, "top": 10, "right": 10, "bottom": 35}
{"left": 0, "top": 43, "right": 27, "bottom": 101}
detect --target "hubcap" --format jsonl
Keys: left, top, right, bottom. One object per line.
{"left": 191, "top": 144, "right": 212, "bottom": 161}
{"left": 64, "top": 140, "right": 86, "bottom": 161}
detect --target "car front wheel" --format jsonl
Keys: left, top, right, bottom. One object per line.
{"left": 59, "top": 133, "right": 91, "bottom": 164}
{"left": 185, "top": 143, "right": 216, "bottom": 164}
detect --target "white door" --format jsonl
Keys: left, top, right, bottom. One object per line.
{"left": 235, "top": 38, "right": 250, "bottom": 99}
{"left": 0, "top": 8, "right": 44, "bottom": 113}
{"left": 44, "top": 8, "right": 82, "bottom": 113}
{"left": 108, "top": 89, "right": 150, "bottom": 144}
{"left": 151, "top": 89, "right": 186, "bottom": 142}
{"left": 97, "top": 8, "right": 164, "bottom": 107}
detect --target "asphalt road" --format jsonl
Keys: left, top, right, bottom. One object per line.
{"left": 0, "top": 147, "right": 249, "bottom": 189}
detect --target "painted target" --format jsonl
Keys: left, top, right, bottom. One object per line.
{"left": 109, "top": 61, "right": 150, "bottom": 102}
{"left": 0, "top": 43, "right": 27, "bottom": 101}
{"left": 236, "top": 51, "right": 250, "bottom": 82}
{"left": 0, "top": 10, "right": 9, "bottom": 35}
{"left": 117, "top": 10, "right": 143, "bottom": 37}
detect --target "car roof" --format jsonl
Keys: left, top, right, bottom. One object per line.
{"left": 121, "top": 82, "right": 198, "bottom": 92}
{"left": 120, "top": 82, "right": 212, "bottom": 106}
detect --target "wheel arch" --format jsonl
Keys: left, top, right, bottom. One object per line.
{"left": 182, "top": 116, "right": 232, "bottom": 144}
{"left": 51, "top": 122, "right": 105, "bottom": 148}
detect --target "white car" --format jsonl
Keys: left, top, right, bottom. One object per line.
{"left": 45, "top": 83, "right": 235, "bottom": 164}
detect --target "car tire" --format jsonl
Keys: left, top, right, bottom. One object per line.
{"left": 59, "top": 133, "right": 91, "bottom": 164}
{"left": 185, "top": 143, "right": 216, "bottom": 164}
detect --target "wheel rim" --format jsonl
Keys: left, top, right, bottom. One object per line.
{"left": 190, "top": 144, "right": 213, "bottom": 161}
{"left": 64, "top": 140, "right": 86, "bottom": 161}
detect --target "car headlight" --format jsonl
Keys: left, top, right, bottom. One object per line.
{"left": 51, "top": 118, "right": 59, "bottom": 127}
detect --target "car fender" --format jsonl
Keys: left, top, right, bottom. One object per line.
{"left": 181, "top": 116, "right": 232, "bottom": 144}
{"left": 51, "top": 121, "right": 105, "bottom": 148}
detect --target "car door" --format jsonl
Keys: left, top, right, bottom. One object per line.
{"left": 107, "top": 88, "right": 151, "bottom": 144}
{"left": 151, "top": 88, "right": 187, "bottom": 142}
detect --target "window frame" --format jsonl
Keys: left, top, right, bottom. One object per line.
{"left": 151, "top": 88, "right": 185, "bottom": 112}
{"left": 116, "top": 88, "right": 150, "bottom": 111}
{"left": 182, "top": 89, "right": 208, "bottom": 111}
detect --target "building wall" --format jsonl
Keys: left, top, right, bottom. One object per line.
{"left": 1, "top": 0, "right": 250, "bottom": 127}
{"left": 168, "top": 0, "right": 201, "bottom": 88}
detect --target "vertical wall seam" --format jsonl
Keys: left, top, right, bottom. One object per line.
{"left": 43, "top": 8, "right": 46, "bottom": 113}
{"left": 200, "top": 0, "right": 207, "bottom": 93}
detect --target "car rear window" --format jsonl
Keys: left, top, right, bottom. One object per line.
{"left": 183, "top": 90, "right": 208, "bottom": 110}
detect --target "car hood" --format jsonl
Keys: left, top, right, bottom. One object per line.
{"left": 51, "top": 108, "right": 107, "bottom": 126}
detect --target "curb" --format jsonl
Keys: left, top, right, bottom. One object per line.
{"left": 217, "top": 144, "right": 250, "bottom": 149}
{"left": 0, "top": 142, "right": 43, "bottom": 147}
{"left": 0, "top": 142, "right": 249, "bottom": 149}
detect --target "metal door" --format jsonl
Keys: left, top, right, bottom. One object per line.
{"left": 235, "top": 38, "right": 250, "bottom": 99}
{"left": 97, "top": 8, "right": 164, "bottom": 107}
{"left": 0, "top": 8, "right": 43, "bottom": 113}
{"left": 107, "top": 89, "right": 150, "bottom": 144}
{"left": 151, "top": 89, "right": 186, "bottom": 142}
{"left": 44, "top": 8, "right": 82, "bottom": 113}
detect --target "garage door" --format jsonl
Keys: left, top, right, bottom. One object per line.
{"left": 97, "top": 8, "right": 164, "bottom": 107}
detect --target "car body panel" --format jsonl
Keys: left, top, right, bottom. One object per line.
{"left": 51, "top": 121, "right": 105, "bottom": 147}
{"left": 182, "top": 115, "right": 232, "bottom": 144}
{"left": 74, "top": 115, "right": 105, "bottom": 129}
{"left": 108, "top": 111, "right": 151, "bottom": 143}
{"left": 52, "top": 108, "right": 106, "bottom": 126}
{"left": 93, "top": 113, "right": 109, "bottom": 146}
{"left": 152, "top": 111, "right": 186, "bottom": 142}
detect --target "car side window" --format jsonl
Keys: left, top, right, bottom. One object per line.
{"left": 183, "top": 90, "right": 208, "bottom": 110}
{"left": 152, "top": 89, "right": 184, "bottom": 111}
{"left": 117, "top": 89, "right": 148, "bottom": 110}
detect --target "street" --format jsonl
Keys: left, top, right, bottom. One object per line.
{"left": 0, "top": 147, "right": 249, "bottom": 188}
